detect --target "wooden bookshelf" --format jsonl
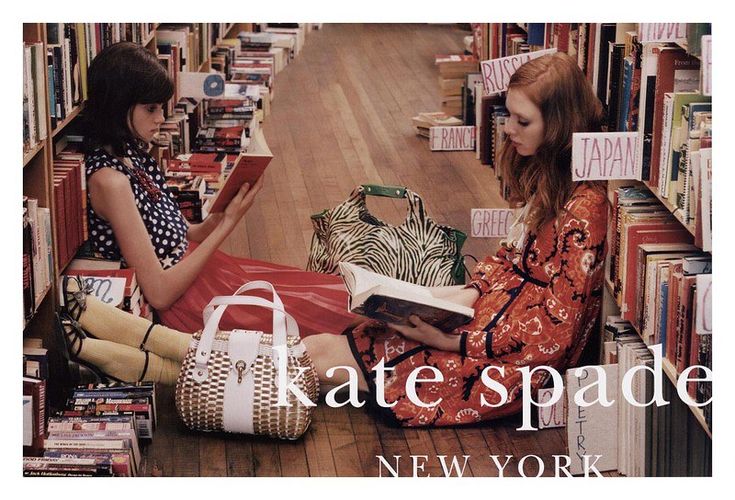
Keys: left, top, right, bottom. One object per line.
{"left": 23, "top": 142, "right": 45, "bottom": 168}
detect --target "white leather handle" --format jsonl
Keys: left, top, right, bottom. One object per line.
{"left": 203, "top": 280, "right": 285, "bottom": 325}
{"left": 193, "top": 282, "right": 299, "bottom": 383}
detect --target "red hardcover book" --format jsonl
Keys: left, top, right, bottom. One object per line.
{"left": 649, "top": 49, "right": 700, "bottom": 188}
{"left": 620, "top": 225, "right": 693, "bottom": 321}
{"left": 207, "top": 128, "right": 272, "bottom": 213}
{"left": 169, "top": 152, "right": 227, "bottom": 175}
{"left": 53, "top": 176, "right": 68, "bottom": 268}
{"left": 54, "top": 163, "right": 83, "bottom": 256}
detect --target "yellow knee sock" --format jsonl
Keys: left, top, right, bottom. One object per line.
{"left": 75, "top": 294, "right": 191, "bottom": 362}
{"left": 79, "top": 338, "right": 182, "bottom": 386}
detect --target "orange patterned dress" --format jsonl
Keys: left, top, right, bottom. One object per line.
{"left": 345, "top": 183, "right": 608, "bottom": 427}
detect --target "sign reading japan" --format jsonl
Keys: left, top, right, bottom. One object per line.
{"left": 572, "top": 132, "right": 641, "bottom": 181}
{"left": 480, "top": 48, "right": 557, "bottom": 95}
{"left": 178, "top": 72, "right": 226, "bottom": 99}
{"left": 638, "top": 23, "right": 687, "bottom": 43}
{"left": 429, "top": 126, "right": 476, "bottom": 151}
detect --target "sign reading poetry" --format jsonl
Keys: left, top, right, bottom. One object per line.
{"left": 480, "top": 48, "right": 557, "bottom": 95}
{"left": 702, "top": 35, "right": 712, "bottom": 96}
{"left": 638, "top": 23, "right": 687, "bottom": 43}
{"left": 566, "top": 364, "right": 619, "bottom": 475}
{"left": 471, "top": 209, "right": 514, "bottom": 238}
{"left": 430, "top": 126, "right": 476, "bottom": 151}
{"left": 572, "top": 132, "right": 640, "bottom": 181}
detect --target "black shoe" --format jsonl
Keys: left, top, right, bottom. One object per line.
{"left": 54, "top": 312, "right": 125, "bottom": 385}
{"left": 61, "top": 276, "right": 90, "bottom": 323}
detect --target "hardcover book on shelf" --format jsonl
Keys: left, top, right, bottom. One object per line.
{"left": 339, "top": 262, "right": 474, "bottom": 331}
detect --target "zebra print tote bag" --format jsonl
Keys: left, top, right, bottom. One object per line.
{"left": 307, "top": 185, "right": 467, "bottom": 287}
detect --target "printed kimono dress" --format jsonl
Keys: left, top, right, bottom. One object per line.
{"left": 345, "top": 183, "right": 608, "bottom": 427}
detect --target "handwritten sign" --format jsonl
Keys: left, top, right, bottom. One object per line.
{"left": 480, "top": 48, "right": 557, "bottom": 95}
{"left": 696, "top": 274, "right": 712, "bottom": 335}
{"left": 178, "top": 72, "right": 226, "bottom": 99}
{"left": 470, "top": 209, "right": 514, "bottom": 238}
{"left": 538, "top": 388, "right": 567, "bottom": 429}
{"left": 702, "top": 35, "right": 712, "bottom": 96}
{"left": 59, "top": 276, "right": 126, "bottom": 309}
{"left": 638, "top": 23, "right": 687, "bottom": 43}
{"left": 429, "top": 126, "right": 476, "bottom": 151}
{"left": 565, "top": 364, "right": 618, "bottom": 475}
{"left": 572, "top": 132, "right": 640, "bottom": 181}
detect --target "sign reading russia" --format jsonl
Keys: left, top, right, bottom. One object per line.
{"left": 430, "top": 126, "right": 476, "bottom": 151}
{"left": 572, "top": 132, "right": 640, "bottom": 181}
{"left": 480, "top": 48, "right": 557, "bottom": 95}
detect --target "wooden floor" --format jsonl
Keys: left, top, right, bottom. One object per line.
{"left": 141, "top": 23, "right": 576, "bottom": 477}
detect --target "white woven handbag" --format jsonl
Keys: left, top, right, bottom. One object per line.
{"left": 175, "top": 281, "right": 319, "bottom": 440}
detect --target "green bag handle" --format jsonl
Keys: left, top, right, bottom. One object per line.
{"left": 361, "top": 184, "right": 407, "bottom": 199}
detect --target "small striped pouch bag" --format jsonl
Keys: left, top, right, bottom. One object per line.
{"left": 175, "top": 281, "right": 319, "bottom": 440}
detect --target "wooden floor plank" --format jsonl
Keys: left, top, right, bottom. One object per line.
{"left": 225, "top": 436, "right": 255, "bottom": 477}
{"left": 345, "top": 404, "right": 384, "bottom": 477}
{"left": 301, "top": 404, "right": 338, "bottom": 476}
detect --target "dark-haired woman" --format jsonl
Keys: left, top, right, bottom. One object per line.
{"left": 81, "top": 42, "right": 356, "bottom": 337}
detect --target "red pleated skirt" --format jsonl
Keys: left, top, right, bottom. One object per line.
{"left": 158, "top": 242, "right": 358, "bottom": 337}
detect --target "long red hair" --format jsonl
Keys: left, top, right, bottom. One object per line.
{"left": 499, "top": 52, "right": 605, "bottom": 232}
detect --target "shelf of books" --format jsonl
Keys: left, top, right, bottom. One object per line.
{"left": 22, "top": 21, "right": 317, "bottom": 472}
{"left": 445, "top": 22, "right": 712, "bottom": 476}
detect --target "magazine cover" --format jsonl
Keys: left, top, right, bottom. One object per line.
{"left": 17, "top": 0, "right": 723, "bottom": 490}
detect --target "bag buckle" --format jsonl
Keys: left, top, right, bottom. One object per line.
{"left": 235, "top": 359, "right": 249, "bottom": 384}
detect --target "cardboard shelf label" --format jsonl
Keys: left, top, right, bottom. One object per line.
{"left": 480, "top": 48, "right": 557, "bottom": 95}
{"left": 572, "top": 132, "right": 640, "bottom": 181}
{"left": 470, "top": 209, "right": 514, "bottom": 238}
{"left": 430, "top": 126, "right": 476, "bottom": 151}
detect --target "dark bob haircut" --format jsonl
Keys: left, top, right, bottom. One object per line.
{"left": 83, "top": 41, "right": 174, "bottom": 156}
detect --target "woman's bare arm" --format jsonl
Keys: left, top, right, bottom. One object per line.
{"left": 88, "top": 169, "right": 262, "bottom": 310}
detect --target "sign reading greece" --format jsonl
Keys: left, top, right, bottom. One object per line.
{"left": 471, "top": 209, "right": 514, "bottom": 238}
{"left": 429, "top": 126, "right": 476, "bottom": 151}
{"left": 480, "top": 48, "right": 557, "bottom": 95}
{"left": 178, "top": 72, "right": 226, "bottom": 99}
{"left": 638, "top": 23, "right": 687, "bottom": 43}
{"left": 572, "top": 132, "right": 641, "bottom": 181}
{"left": 702, "top": 35, "right": 712, "bottom": 96}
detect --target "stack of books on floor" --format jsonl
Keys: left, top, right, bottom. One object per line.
{"left": 411, "top": 111, "right": 462, "bottom": 138}
{"left": 434, "top": 54, "right": 478, "bottom": 117}
{"left": 23, "top": 382, "right": 157, "bottom": 477}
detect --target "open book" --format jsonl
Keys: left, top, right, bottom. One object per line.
{"left": 339, "top": 262, "right": 474, "bottom": 331}
{"left": 206, "top": 128, "right": 272, "bottom": 213}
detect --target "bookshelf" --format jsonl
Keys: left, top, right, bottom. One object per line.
{"left": 21, "top": 21, "right": 247, "bottom": 408}
{"left": 472, "top": 22, "right": 712, "bottom": 475}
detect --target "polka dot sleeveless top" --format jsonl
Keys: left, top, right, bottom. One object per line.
{"left": 85, "top": 142, "right": 189, "bottom": 269}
